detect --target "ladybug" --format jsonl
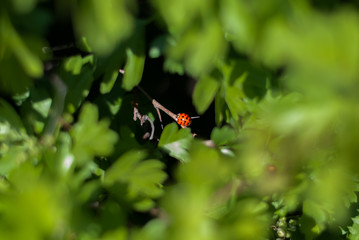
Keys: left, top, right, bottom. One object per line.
{"left": 176, "top": 113, "right": 192, "bottom": 127}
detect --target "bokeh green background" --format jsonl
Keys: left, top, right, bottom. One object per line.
{"left": 1, "top": 0, "right": 359, "bottom": 239}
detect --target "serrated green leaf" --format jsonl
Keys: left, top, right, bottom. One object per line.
{"left": 122, "top": 48, "right": 145, "bottom": 91}
{"left": 193, "top": 74, "right": 219, "bottom": 114}
{"left": 104, "top": 150, "right": 167, "bottom": 211}
{"left": 210, "top": 126, "right": 237, "bottom": 146}
{"left": 105, "top": 151, "right": 146, "bottom": 185}
{"left": 349, "top": 214, "right": 359, "bottom": 240}
{"left": 70, "top": 103, "right": 118, "bottom": 164}
{"left": 158, "top": 123, "right": 193, "bottom": 163}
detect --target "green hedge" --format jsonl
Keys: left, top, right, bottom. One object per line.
{"left": 1, "top": 0, "right": 359, "bottom": 239}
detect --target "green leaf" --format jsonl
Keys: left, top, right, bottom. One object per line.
{"left": 225, "top": 67, "right": 247, "bottom": 120}
{"left": 20, "top": 86, "right": 53, "bottom": 134}
{"left": 210, "top": 126, "right": 237, "bottom": 146}
{"left": 64, "top": 54, "right": 94, "bottom": 75}
{"left": 122, "top": 48, "right": 146, "bottom": 91}
{"left": 302, "top": 200, "right": 327, "bottom": 231}
{"left": 0, "top": 179, "right": 64, "bottom": 240}
{"left": 77, "top": 37, "right": 92, "bottom": 53}
{"left": 10, "top": 0, "right": 37, "bottom": 13}
{"left": 62, "top": 65, "right": 95, "bottom": 113}
{"left": 64, "top": 55, "right": 83, "bottom": 75}
{"left": 214, "top": 92, "right": 226, "bottom": 125}
{"left": 163, "top": 58, "right": 184, "bottom": 75}
{"left": 70, "top": 103, "right": 118, "bottom": 165}
{"left": 0, "top": 98, "right": 25, "bottom": 133}
{"left": 104, "top": 150, "right": 167, "bottom": 211}
{"left": 193, "top": 74, "right": 219, "bottom": 114}
{"left": 1, "top": 15, "right": 43, "bottom": 78}
{"left": 73, "top": 0, "right": 133, "bottom": 55}
{"left": 349, "top": 213, "right": 359, "bottom": 240}
{"left": 100, "top": 69, "right": 119, "bottom": 94}
{"left": 158, "top": 123, "right": 193, "bottom": 163}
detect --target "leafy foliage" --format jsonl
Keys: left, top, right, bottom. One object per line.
{"left": 1, "top": 0, "right": 359, "bottom": 240}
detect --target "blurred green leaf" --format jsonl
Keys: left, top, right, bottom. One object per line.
{"left": 210, "top": 126, "right": 237, "bottom": 146}
{"left": 177, "top": 142, "right": 231, "bottom": 189}
{"left": 101, "top": 69, "right": 119, "bottom": 94}
{"left": 73, "top": 0, "right": 133, "bottom": 55}
{"left": 220, "top": 199, "right": 270, "bottom": 240}
{"left": 64, "top": 54, "right": 94, "bottom": 75}
{"left": 0, "top": 98, "right": 25, "bottom": 133}
{"left": 0, "top": 163, "right": 64, "bottom": 240}
{"left": 62, "top": 65, "right": 95, "bottom": 113}
{"left": 158, "top": 123, "right": 193, "bottom": 163}
{"left": 131, "top": 219, "right": 166, "bottom": 240}
{"left": 349, "top": 213, "right": 359, "bottom": 240}
{"left": 32, "top": 98, "right": 52, "bottom": 119}
{"left": 0, "top": 14, "right": 43, "bottom": 78}
{"left": 104, "top": 150, "right": 167, "bottom": 211}
{"left": 101, "top": 228, "right": 127, "bottom": 240}
{"left": 71, "top": 103, "right": 118, "bottom": 164}
{"left": 77, "top": 37, "right": 92, "bottom": 53}
{"left": 122, "top": 48, "right": 145, "bottom": 91}
{"left": 149, "top": 35, "right": 167, "bottom": 59}
{"left": 163, "top": 58, "right": 184, "bottom": 75}
{"left": 193, "top": 74, "right": 219, "bottom": 114}
{"left": 18, "top": 86, "right": 53, "bottom": 135}
{"left": 10, "top": 0, "right": 38, "bottom": 13}
{"left": 154, "top": 0, "right": 227, "bottom": 76}
{"left": 0, "top": 56, "right": 33, "bottom": 95}
{"left": 0, "top": 99, "right": 34, "bottom": 175}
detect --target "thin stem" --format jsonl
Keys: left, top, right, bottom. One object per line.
{"left": 137, "top": 85, "right": 153, "bottom": 101}
{"left": 136, "top": 86, "right": 178, "bottom": 126}
{"left": 152, "top": 99, "right": 177, "bottom": 121}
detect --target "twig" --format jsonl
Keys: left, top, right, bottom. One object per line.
{"left": 136, "top": 85, "right": 185, "bottom": 128}
{"left": 133, "top": 106, "right": 155, "bottom": 140}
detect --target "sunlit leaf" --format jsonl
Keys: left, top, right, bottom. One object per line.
{"left": 122, "top": 48, "right": 145, "bottom": 91}
{"left": 70, "top": 103, "right": 118, "bottom": 164}
{"left": 101, "top": 69, "right": 119, "bottom": 94}
{"left": 158, "top": 123, "right": 193, "bottom": 163}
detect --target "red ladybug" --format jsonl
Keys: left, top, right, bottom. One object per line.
{"left": 176, "top": 113, "right": 200, "bottom": 127}
{"left": 176, "top": 113, "right": 192, "bottom": 127}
